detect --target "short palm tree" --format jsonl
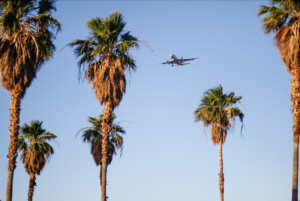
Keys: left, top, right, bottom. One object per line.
{"left": 69, "top": 11, "right": 139, "bottom": 201}
{"left": 194, "top": 85, "right": 244, "bottom": 201}
{"left": 257, "top": 1, "right": 300, "bottom": 200}
{"left": 17, "top": 120, "right": 57, "bottom": 201}
{"left": 78, "top": 113, "right": 125, "bottom": 186}
{"left": 0, "top": 1, "right": 61, "bottom": 200}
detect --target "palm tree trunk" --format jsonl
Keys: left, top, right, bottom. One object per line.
{"left": 28, "top": 173, "right": 36, "bottom": 201}
{"left": 292, "top": 139, "right": 299, "bottom": 201}
{"left": 291, "top": 67, "right": 300, "bottom": 201}
{"left": 101, "top": 101, "right": 113, "bottom": 201}
{"left": 219, "top": 141, "right": 224, "bottom": 201}
{"left": 6, "top": 84, "right": 22, "bottom": 201}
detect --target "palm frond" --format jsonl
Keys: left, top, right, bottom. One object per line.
{"left": 258, "top": 5, "right": 289, "bottom": 34}
{"left": 17, "top": 135, "right": 28, "bottom": 151}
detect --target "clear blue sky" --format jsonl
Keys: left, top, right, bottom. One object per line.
{"left": 0, "top": 1, "right": 294, "bottom": 201}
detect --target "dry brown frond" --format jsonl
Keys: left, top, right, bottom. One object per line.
{"left": 21, "top": 150, "right": 46, "bottom": 175}
{"left": 91, "top": 139, "right": 102, "bottom": 165}
{"left": 86, "top": 63, "right": 97, "bottom": 84}
{"left": 211, "top": 124, "right": 227, "bottom": 145}
{"left": 274, "top": 21, "right": 300, "bottom": 72}
{"left": 0, "top": 25, "right": 38, "bottom": 96}
{"left": 91, "top": 139, "right": 115, "bottom": 166}
{"left": 93, "top": 55, "right": 126, "bottom": 108}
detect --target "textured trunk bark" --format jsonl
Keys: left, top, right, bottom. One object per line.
{"left": 291, "top": 68, "right": 300, "bottom": 201}
{"left": 6, "top": 170, "right": 14, "bottom": 201}
{"left": 292, "top": 139, "right": 299, "bottom": 201}
{"left": 28, "top": 173, "right": 36, "bottom": 201}
{"left": 6, "top": 84, "right": 22, "bottom": 201}
{"left": 101, "top": 101, "right": 113, "bottom": 201}
{"left": 219, "top": 141, "right": 224, "bottom": 201}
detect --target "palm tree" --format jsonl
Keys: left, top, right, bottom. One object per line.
{"left": 17, "top": 120, "right": 57, "bottom": 201}
{"left": 69, "top": 11, "right": 139, "bottom": 201}
{"left": 194, "top": 85, "right": 244, "bottom": 201}
{"left": 78, "top": 113, "right": 125, "bottom": 186}
{"left": 257, "top": 1, "right": 300, "bottom": 200}
{"left": 0, "top": 1, "right": 61, "bottom": 200}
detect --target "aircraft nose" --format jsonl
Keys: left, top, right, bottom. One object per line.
{"left": 170, "top": 54, "right": 174, "bottom": 58}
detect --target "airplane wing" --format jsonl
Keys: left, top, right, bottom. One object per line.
{"left": 182, "top": 57, "right": 199, "bottom": 62}
{"left": 159, "top": 60, "right": 174, "bottom": 64}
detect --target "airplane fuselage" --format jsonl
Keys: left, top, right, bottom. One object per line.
{"left": 170, "top": 54, "right": 185, "bottom": 66}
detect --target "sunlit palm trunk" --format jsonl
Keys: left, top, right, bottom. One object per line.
{"left": 101, "top": 101, "right": 113, "bottom": 201}
{"left": 292, "top": 140, "right": 299, "bottom": 201}
{"left": 28, "top": 173, "right": 36, "bottom": 201}
{"left": 291, "top": 68, "right": 300, "bottom": 201}
{"left": 219, "top": 141, "right": 224, "bottom": 201}
{"left": 6, "top": 84, "right": 22, "bottom": 201}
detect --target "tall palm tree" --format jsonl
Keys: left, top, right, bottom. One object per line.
{"left": 69, "top": 11, "right": 139, "bottom": 201}
{"left": 257, "top": 1, "right": 300, "bottom": 200}
{"left": 194, "top": 85, "right": 244, "bottom": 201}
{"left": 0, "top": 1, "right": 61, "bottom": 200}
{"left": 17, "top": 120, "right": 57, "bottom": 201}
{"left": 78, "top": 113, "right": 125, "bottom": 186}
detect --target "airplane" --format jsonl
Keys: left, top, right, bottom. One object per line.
{"left": 159, "top": 54, "right": 199, "bottom": 66}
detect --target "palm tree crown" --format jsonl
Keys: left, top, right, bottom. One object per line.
{"left": 194, "top": 85, "right": 244, "bottom": 144}
{"left": 0, "top": 0, "right": 61, "bottom": 96}
{"left": 257, "top": 0, "right": 300, "bottom": 72}
{"left": 18, "top": 120, "right": 56, "bottom": 175}
{"left": 69, "top": 11, "right": 139, "bottom": 107}
{"left": 79, "top": 113, "right": 125, "bottom": 166}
